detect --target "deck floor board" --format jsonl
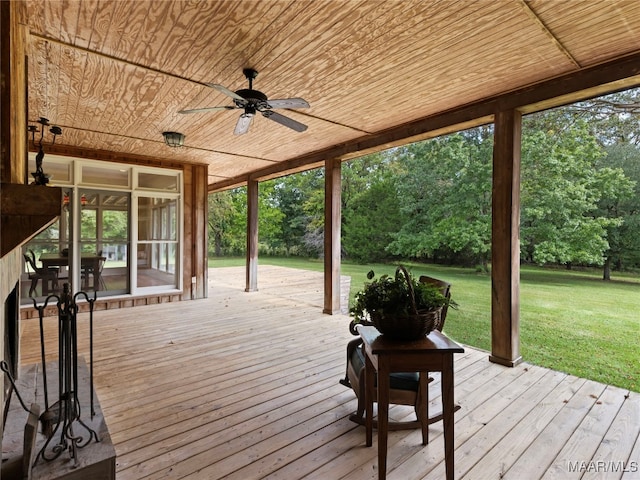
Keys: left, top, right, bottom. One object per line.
{"left": 17, "top": 266, "right": 639, "bottom": 480}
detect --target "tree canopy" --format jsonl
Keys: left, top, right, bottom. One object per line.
{"left": 208, "top": 89, "right": 640, "bottom": 277}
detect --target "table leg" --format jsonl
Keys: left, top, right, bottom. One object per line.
{"left": 365, "top": 353, "right": 374, "bottom": 447}
{"left": 377, "top": 362, "right": 390, "bottom": 480}
{"left": 419, "top": 371, "right": 429, "bottom": 445}
{"left": 442, "top": 355, "right": 455, "bottom": 480}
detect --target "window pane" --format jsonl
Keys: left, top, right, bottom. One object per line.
{"left": 80, "top": 209, "right": 97, "bottom": 241}
{"left": 138, "top": 172, "right": 178, "bottom": 191}
{"left": 138, "top": 197, "right": 177, "bottom": 241}
{"left": 137, "top": 242, "right": 177, "bottom": 287}
{"left": 21, "top": 218, "right": 71, "bottom": 302}
{"left": 49, "top": 162, "right": 71, "bottom": 183}
{"left": 81, "top": 165, "right": 129, "bottom": 187}
{"left": 79, "top": 190, "right": 130, "bottom": 296}
{"left": 28, "top": 156, "right": 71, "bottom": 184}
{"left": 103, "top": 210, "right": 128, "bottom": 241}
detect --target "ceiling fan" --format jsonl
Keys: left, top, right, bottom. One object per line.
{"left": 179, "top": 68, "right": 309, "bottom": 135}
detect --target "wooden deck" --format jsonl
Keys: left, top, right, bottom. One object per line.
{"left": 17, "top": 266, "right": 640, "bottom": 480}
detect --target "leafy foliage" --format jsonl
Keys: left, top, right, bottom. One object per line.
{"left": 388, "top": 130, "right": 493, "bottom": 267}
{"left": 342, "top": 155, "right": 405, "bottom": 262}
{"left": 520, "top": 118, "right": 622, "bottom": 265}
{"left": 349, "top": 267, "right": 454, "bottom": 323}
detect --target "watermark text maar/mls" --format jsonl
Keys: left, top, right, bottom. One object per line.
{"left": 568, "top": 460, "right": 639, "bottom": 474}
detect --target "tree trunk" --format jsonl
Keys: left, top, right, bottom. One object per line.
{"left": 215, "top": 233, "right": 222, "bottom": 257}
{"left": 603, "top": 256, "right": 611, "bottom": 281}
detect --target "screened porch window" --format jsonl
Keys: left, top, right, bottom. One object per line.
{"left": 21, "top": 155, "right": 182, "bottom": 303}
{"left": 137, "top": 197, "right": 178, "bottom": 288}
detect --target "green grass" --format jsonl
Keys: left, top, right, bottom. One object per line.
{"left": 209, "top": 256, "right": 640, "bottom": 392}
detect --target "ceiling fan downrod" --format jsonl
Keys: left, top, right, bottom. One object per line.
{"left": 243, "top": 68, "right": 258, "bottom": 90}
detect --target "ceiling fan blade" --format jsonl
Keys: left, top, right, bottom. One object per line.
{"left": 266, "top": 98, "right": 309, "bottom": 109}
{"left": 262, "top": 110, "right": 307, "bottom": 132}
{"left": 207, "top": 83, "right": 247, "bottom": 103}
{"left": 234, "top": 113, "right": 253, "bottom": 135}
{"left": 178, "top": 106, "right": 235, "bottom": 114}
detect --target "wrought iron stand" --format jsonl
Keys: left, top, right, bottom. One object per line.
{"left": 32, "top": 283, "right": 100, "bottom": 466}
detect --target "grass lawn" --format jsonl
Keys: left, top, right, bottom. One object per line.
{"left": 209, "top": 256, "right": 639, "bottom": 392}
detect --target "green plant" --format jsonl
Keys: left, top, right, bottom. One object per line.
{"left": 349, "top": 266, "right": 455, "bottom": 323}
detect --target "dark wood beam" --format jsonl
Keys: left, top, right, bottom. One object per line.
{"left": 245, "top": 179, "right": 258, "bottom": 292}
{"left": 209, "top": 52, "right": 640, "bottom": 193}
{"left": 490, "top": 110, "right": 523, "bottom": 367}
{"left": 1, "top": 183, "right": 62, "bottom": 257}
{"left": 323, "top": 159, "right": 342, "bottom": 315}
{"left": 0, "top": 0, "right": 27, "bottom": 184}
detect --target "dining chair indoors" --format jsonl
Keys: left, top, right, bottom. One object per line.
{"left": 23, "top": 250, "right": 59, "bottom": 297}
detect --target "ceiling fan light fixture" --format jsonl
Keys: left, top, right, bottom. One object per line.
{"left": 163, "top": 131, "right": 185, "bottom": 147}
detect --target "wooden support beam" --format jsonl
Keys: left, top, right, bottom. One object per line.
{"left": 245, "top": 179, "right": 258, "bottom": 292}
{"left": 196, "top": 164, "right": 209, "bottom": 299}
{"left": 0, "top": 0, "right": 27, "bottom": 184}
{"left": 184, "top": 164, "right": 209, "bottom": 299}
{"left": 490, "top": 109, "right": 523, "bottom": 367}
{"left": 323, "top": 159, "right": 341, "bottom": 315}
{"left": 1, "top": 183, "right": 62, "bottom": 257}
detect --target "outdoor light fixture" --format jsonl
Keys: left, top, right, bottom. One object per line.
{"left": 28, "top": 116, "right": 62, "bottom": 185}
{"left": 162, "top": 131, "right": 185, "bottom": 147}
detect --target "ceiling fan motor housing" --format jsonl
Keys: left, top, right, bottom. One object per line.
{"left": 234, "top": 89, "right": 268, "bottom": 109}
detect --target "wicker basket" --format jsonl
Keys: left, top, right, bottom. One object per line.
{"left": 371, "top": 308, "right": 441, "bottom": 340}
{"left": 370, "top": 266, "right": 442, "bottom": 341}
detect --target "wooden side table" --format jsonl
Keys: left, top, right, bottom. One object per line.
{"left": 358, "top": 325, "right": 464, "bottom": 480}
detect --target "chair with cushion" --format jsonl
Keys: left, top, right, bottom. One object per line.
{"left": 340, "top": 275, "right": 456, "bottom": 431}
{"left": 23, "top": 250, "right": 59, "bottom": 297}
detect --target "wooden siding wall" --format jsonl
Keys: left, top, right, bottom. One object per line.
{"left": 0, "top": 249, "right": 23, "bottom": 441}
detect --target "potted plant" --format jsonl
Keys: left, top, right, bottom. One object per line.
{"left": 349, "top": 266, "right": 455, "bottom": 340}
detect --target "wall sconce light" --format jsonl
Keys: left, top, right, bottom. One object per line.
{"left": 162, "top": 131, "right": 185, "bottom": 148}
{"left": 28, "top": 117, "right": 62, "bottom": 185}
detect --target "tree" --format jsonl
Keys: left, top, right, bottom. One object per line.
{"left": 263, "top": 170, "right": 326, "bottom": 257}
{"left": 520, "top": 115, "right": 632, "bottom": 267}
{"left": 388, "top": 130, "right": 493, "bottom": 268}
{"left": 566, "top": 89, "right": 640, "bottom": 145}
{"left": 341, "top": 152, "right": 404, "bottom": 262}
{"left": 208, "top": 191, "right": 236, "bottom": 256}
{"left": 256, "top": 181, "right": 284, "bottom": 253}
{"left": 343, "top": 173, "right": 403, "bottom": 262}
{"left": 599, "top": 143, "right": 640, "bottom": 277}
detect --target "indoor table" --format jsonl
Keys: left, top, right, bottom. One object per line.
{"left": 39, "top": 253, "right": 104, "bottom": 290}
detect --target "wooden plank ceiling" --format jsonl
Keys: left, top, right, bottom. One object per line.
{"left": 25, "top": 0, "right": 640, "bottom": 191}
